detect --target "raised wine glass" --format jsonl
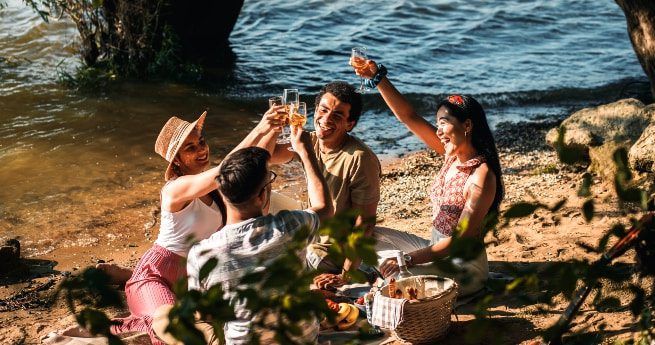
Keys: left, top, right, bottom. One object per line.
{"left": 287, "top": 101, "right": 307, "bottom": 152}
{"left": 290, "top": 102, "right": 307, "bottom": 128}
{"left": 351, "top": 47, "right": 370, "bottom": 93}
{"left": 280, "top": 89, "right": 299, "bottom": 144}
{"left": 269, "top": 96, "right": 289, "bottom": 144}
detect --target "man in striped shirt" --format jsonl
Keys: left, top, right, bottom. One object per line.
{"left": 185, "top": 128, "right": 333, "bottom": 344}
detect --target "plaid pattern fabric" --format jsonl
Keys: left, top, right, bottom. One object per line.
{"left": 187, "top": 209, "right": 320, "bottom": 344}
{"left": 371, "top": 290, "right": 406, "bottom": 330}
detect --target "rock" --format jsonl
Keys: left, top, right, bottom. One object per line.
{"left": 546, "top": 99, "right": 650, "bottom": 155}
{"left": 629, "top": 118, "right": 655, "bottom": 172}
{"left": 0, "top": 239, "right": 21, "bottom": 275}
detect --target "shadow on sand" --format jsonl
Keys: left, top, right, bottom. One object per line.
{"left": 0, "top": 257, "right": 61, "bottom": 312}
{"left": 438, "top": 259, "right": 638, "bottom": 344}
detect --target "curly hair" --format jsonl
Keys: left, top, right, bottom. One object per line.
{"left": 314, "top": 81, "right": 363, "bottom": 126}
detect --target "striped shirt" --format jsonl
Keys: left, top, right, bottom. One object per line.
{"left": 187, "top": 209, "right": 320, "bottom": 344}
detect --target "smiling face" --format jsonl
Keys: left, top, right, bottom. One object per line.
{"left": 313, "top": 92, "right": 355, "bottom": 145}
{"left": 435, "top": 106, "right": 472, "bottom": 156}
{"left": 173, "top": 128, "right": 210, "bottom": 175}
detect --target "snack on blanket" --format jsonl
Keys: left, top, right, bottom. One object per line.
{"left": 336, "top": 303, "right": 359, "bottom": 330}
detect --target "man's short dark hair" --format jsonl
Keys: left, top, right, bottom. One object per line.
{"left": 217, "top": 147, "right": 270, "bottom": 204}
{"left": 314, "top": 81, "right": 363, "bottom": 125}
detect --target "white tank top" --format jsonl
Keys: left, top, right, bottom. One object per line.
{"left": 155, "top": 198, "right": 224, "bottom": 256}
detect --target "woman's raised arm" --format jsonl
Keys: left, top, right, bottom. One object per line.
{"left": 351, "top": 59, "right": 445, "bottom": 154}
{"left": 161, "top": 166, "right": 221, "bottom": 212}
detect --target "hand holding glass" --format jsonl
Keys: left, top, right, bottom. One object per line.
{"left": 269, "top": 96, "right": 289, "bottom": 143}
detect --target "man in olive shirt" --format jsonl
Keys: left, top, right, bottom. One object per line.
{"left": 269, "top": 81, "right": 381, "bottom": 287}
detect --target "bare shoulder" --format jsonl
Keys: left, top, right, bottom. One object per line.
{"left": 469, "top": 162, "right": 496, "bottom": 188}
{"left": 160, "top": 178, "right": 177, "bottom": 197}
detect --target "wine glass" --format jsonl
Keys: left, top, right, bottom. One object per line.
{"left": 351, "top": 47, "right": 370, "bottom": 93}
{"left": 287, "top": 102, "right": 307, "bottom": 152}
{"left": 280, "top": 89, "right": 299, "bottom": 144}
{"left": 269, "top": 96, "right": 283, "bottom": 108}
{"left": 290, "top": 102, "right": 307, "bottom": 128}
{"left": 269, "top": 96, "right": 289, "bottom": 144}
{"left": 283, "top": 89, "right": 299, "bottom": 108}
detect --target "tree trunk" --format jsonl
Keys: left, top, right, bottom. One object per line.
{"left": 164, "top": 0, "right": 244, "bottom": 67}
{"left": 616, "top": 0, "right": 655, "bottom": 100}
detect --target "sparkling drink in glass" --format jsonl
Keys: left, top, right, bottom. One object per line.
{"left": 279, "top": 89, "right": 299, "bottom": 144}
{"left": 290, "top": 102, "right": 307, "bottom": 128}
{"left": 270, "top": 95, "right": 290, "bottom": 144}
{"left": 351, "top": 47, "right": 370, "bottom": 93}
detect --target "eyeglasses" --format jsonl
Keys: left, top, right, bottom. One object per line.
{"left": 263, "top": 171, "right": 277, "bottom": 189}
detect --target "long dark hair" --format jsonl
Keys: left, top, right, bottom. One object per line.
{"left": 437, "top": 94, "right": 504, "bottom": 212}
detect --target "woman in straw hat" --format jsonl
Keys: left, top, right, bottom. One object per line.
{"left": 350, "top": 59, "right": 504, "bottom": 296}
{"left": 59, "top": 112, "right": 227, "bottom": 343}
{"left": 51, "top": 107, "right": 290, "bottom": 344}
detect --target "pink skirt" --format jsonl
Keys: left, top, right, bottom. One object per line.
{"left": 111, "top": 244, "right": 186, "bottom": 344}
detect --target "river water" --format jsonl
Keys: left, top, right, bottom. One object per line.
{"left": 0, "top": 0, "right": 647, "bottom": 257}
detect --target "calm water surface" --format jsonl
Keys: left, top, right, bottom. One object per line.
{"left": 0, "top": 0, "right": 646, "bottom": 256}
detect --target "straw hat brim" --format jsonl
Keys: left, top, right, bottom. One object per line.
{"left": 164, "top": 111, "right": 207, "bottom": 181}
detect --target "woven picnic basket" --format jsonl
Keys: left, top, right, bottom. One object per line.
{"left": 374, "top": 275, "right": 458, "bottom": 344}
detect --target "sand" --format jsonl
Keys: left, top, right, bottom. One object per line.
{"left": 1, "top": 120, "right": 651, "bottom": 344}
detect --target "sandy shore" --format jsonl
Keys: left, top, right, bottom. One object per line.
{"left": 1, "top": 120, "right": 649, "bottom": 344}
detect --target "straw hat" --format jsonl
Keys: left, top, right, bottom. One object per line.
{"left": 155, "top": 111, "right": 207, "bottom": 181}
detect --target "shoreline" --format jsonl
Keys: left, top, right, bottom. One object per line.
{"left": 1, "top": 118, "right": 649, "bottom": 344}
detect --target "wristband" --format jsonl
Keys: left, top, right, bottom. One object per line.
{"left": 404, "top": 253, "right": 414, "bottom": 267}
{"left": 365, "top": 63, "right": 387, "bottom": 89}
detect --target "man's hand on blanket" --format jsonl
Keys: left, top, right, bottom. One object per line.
{"left": 313, "top": 273, "right": 347, "bottom": 291}
{"left": 379, "top": 258, "right": 399, "bottom": 278}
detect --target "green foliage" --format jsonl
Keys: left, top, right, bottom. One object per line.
{"left": 57, "top": 212, "right": 376, "bottom": 345}
{"left": 146, "top": 25, "right": 203, "bottom": 82}
{"left": 491, "top": 143, "right": 655, "bottom": 344}
{"left": 57, "top": 62, "right": 116, "bottom": 90}
{"left": 442, "top": 137, "right": 655, "bottom": 345}
{"left": 320, "top": 210, "right": 378, "bottom": 283}
{"left": 55, "top": 267, "right": 124, "bottom": 343}
{"left": 54, "top": 143, "right": 654, "bottom": 345}
{"left": 23, "top": 0, "right": 204, "bottom": 84}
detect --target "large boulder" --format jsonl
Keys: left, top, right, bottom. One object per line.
{"left": 629, "top": 105, "right": 655, "bottom": 172}
{"left": 546, "top": 98, "right": 650, "bottom": 154}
